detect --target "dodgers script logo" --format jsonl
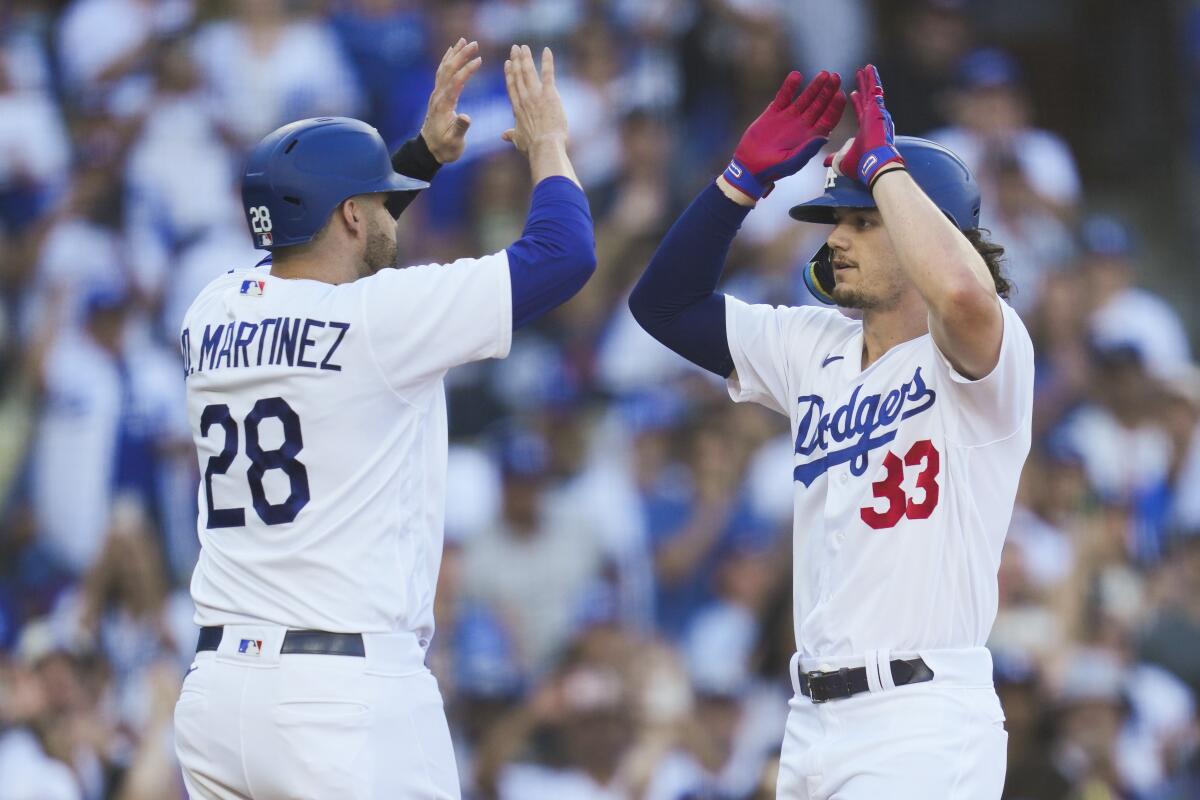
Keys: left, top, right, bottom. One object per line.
{"left": 793, "top": 367, "right": 936, "bottom": 487}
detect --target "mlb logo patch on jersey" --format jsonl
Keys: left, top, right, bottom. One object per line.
{"left": 238, "top": 638, "right": 264, "bottom": 656}
{"left": 259, "top": 232, "right": 273, "bottom": 247}
{"left": 240, "top": 279, "right": 266, "bottom": 297}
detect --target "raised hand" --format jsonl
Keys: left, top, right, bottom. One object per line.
{"left": 722, "top": 70, "right": 846, "bottom": 201}
{"left": 826, "top": 64, "right": 905, "bottom": 190}
{"left": 420, "top": 38, "right": 483, "bottom": 164}
{"left": 501, "top": 44, "right": 568, "bottom": 155}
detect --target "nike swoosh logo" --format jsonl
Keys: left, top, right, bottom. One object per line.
{"left": 821, "top": 355, "right": 844, "bottom": 367}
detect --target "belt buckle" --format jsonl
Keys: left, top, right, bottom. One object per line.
{"left": 806, "top": 667, "right": 850, "bottom": 704}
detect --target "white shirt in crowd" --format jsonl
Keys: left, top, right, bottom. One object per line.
{"left": 926, "top": 126, "right": 1082, "bottom": 213}
{"left": 124, "top": 94, "right": 243, "bottom": 295}
{"left": 1090, "top": 287, "right": 1193, "bottom": 381}
{"left": 27, "top": 219, "right": 125, "bottom": 335}
{"left": 1061, "top": 405, "right": 1173, "bottom": 505}
{"left": 0, "top": 88, "right": 71, "bottom": 190}
{"left": 190, "top": 18, "right": 362, "bottom": 146}
{"left": 463, "top": 504, "right": 606, "bottom": 673}
{"left": 0, "top": 729, "right": 81, "bottom": 800}
{"left": 32, "top": 330, "right": 187, "bottom": 573}
{"left": 57, "top": 0, "right": 192, "bottom": 90}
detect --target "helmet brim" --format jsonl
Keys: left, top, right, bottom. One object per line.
{"left": 788, "top": 182, "right": 876, "bottom": 224}
{"left": 382, "top": 173, "right": 431, "bottom": 194}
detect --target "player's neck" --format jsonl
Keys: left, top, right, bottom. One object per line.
{"left": 860, "top": 300, "right": 930, "bottom": 370}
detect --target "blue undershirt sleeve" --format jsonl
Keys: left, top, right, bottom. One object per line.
{"left": 627, "top": 182, "right": 750, "bottom": 378}
{"left": 506, "top": 176, "right": 596, "bottom": 330}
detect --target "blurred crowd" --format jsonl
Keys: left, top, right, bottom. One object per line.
{"left": 0, "top": 1, "right": 1198, "bottom": 798}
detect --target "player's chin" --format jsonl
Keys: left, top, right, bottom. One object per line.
{"left": 831, "top": 284, "right": 873, "bottom": 310}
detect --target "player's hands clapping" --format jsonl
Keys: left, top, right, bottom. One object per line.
{"left": 825, "top": 65, "right": 906, "bottom": 190}
{"left": 501, "top": 44, "right": 580, "bottom": 186}
{"left": 501, "top": 44, "right": 568, "bottom": 155}
{"left": 420, "top": 38, "right": 483, "bottom": 164}
{"left": 721, "top": 70, "right": 846, "bottom": 202}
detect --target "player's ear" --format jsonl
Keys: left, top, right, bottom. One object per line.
{"left": 339, "top": 197, "right": 365, "bottom": 237}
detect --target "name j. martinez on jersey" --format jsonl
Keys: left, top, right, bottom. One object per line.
{"left": 180, "top": 315, "right": 352, "bottom": 378}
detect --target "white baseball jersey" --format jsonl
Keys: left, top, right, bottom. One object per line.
{"left": 725, "top": 297, "right": 1033, "bottom": 658}
{"left": 179, "top": 253, "right": 512, "bottom": 643}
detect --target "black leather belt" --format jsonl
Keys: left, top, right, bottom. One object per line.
{"left": 798, "top": 657, "right": 934, "bottom": 703}
{"left": 196, "top": 626, "right": 366, "bottom": 657}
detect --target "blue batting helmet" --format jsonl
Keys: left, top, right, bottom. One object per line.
{"left": 789, "top": 136, "right": 980, "bottom": 304}
{"left": 241, "top": 117, "right": 429, "bottom": 250}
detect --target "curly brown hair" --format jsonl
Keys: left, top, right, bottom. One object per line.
{"left": 963, "top": 228, "right": 1012, "bottom": 299}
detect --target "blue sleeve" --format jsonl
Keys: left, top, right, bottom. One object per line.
{"left": 627, "top": 182, "right": 750, "bottom": 378}
{"left": 506, "top": 176, "right": 596, "bottom": 330}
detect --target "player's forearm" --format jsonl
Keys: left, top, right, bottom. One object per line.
{"left": 872, "top": 169, "right": 1003, "bottom": 377}
{"left": 383, "top": 134, "right": 442, "bottom": 218}
{"left": 506, "top": 176, "right": 596, "bottom": 328}
{"left": 526, "top": 136, "right": 580, "bottom": 188}
{"left": 628, "top": 183, "right": 747, "bottom": 378}
{"left": 391, "top": 133, "right": 442, "bottom": 179}
{"left": 871, "top": 170, "right": 994, "bottom": 314}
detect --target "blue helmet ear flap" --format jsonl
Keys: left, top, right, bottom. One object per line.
{"left": 804, "top": 244, "right": 837, "bottom": 305}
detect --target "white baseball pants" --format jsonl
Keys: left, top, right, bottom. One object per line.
{"left": 174, "top": 624, "right": 460, "bottom": 799}
{"left": 775, "top": 647, "right": 1007, "bottom": 799}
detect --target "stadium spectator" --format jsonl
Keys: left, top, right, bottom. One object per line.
{"left": 875, "top": 0, "right": 974, "bottom": 136}
{"left": 463, "top": 428, "right": 607, "bottom": 674}
{"left": 123, "top": 37, "right": 241, "bottom": 301}
{"left": 978, "top": 149, "right": 1076, "bottom": 314}
{"left": 31, "top": 285, "right": 188, "bottom": 575}
{"left": 928, "top": 47, "right": 1082, "bottom": 222}
{"left": 331, "top": 0, "right": 431, "bottom": 145}
{"left": 0, "top": 50, "right": 71, "bottom": 235}
{"left": 190, "top": 0, "right": 362, "bottom": 147}
{"left": 0, "top": 659, "right": 83, "bottom": 800}
{"left": 1080, "top": 214, "right": 1193, "bottom": 381}
{"left": 56, "top": 0, "right": 193, "bottom": 113}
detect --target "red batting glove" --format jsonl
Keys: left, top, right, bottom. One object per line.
{"left": 825, "top": 64, "right": 905, "bottom": 190}
{"left": 722, "top": 70, "right": 846, "bottom": 201}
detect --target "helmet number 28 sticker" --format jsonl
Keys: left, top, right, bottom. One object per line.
{"left": 248, "top": 205, "right": 273, "bottom": 234}
{"left": 860, "top": 439, "right": 940, "bottom": 529}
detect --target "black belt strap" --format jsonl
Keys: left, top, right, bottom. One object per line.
{"left": 196, "top": 626, "right": 366, "bottom": 657}
{"left": 798, "top": 657, "right": 934, "bottom": 703}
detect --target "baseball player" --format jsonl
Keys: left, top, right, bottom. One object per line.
{"left": 173, "top": 41, "right": 594, "bottom": 799}
{"left": 629, "top": 66, "right": 1033, "bottom": 798}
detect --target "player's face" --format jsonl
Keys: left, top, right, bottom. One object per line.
{"left": 360, "top": 194, "right": 398, "bottom": 276}
{"left": 826, "top": 208, "right": 909, "bottom": 310}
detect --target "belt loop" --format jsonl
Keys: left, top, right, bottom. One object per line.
{"left": 877, "top": 649, "right": 897, "bottom": 692}
{"left": 864, "top": 649, "right": 884, "bottom": 694}
{"left": 789, "top": 652, "right": 801, "bottom": 697}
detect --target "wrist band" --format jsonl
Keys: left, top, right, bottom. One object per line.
{"left": 857, "top": 145, "right": 905, "bottom": 188}
{"left": 391, "top": 134, "right": 442, "bottom": 181}
{"left": 721, "top": 157, "right": 771, "bottom": 201}
{"left": 867, "top": 163, "right": 908, "bottom": 192}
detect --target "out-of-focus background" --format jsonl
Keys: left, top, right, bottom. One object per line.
{"left": 1, "top": 0, "right": 1198, "bottom": 798}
